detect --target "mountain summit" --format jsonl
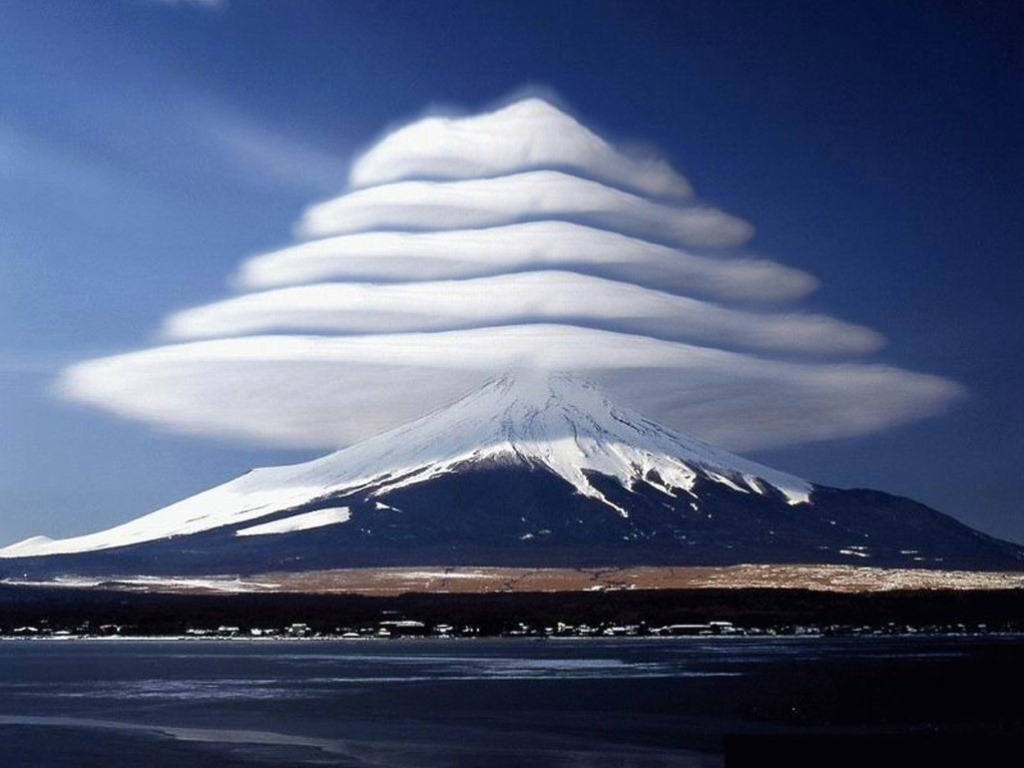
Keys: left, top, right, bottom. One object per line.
{"left": 2, "top": 373, "right": 1020, "bottom": 575}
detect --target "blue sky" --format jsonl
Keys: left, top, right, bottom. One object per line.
{"left": 2, "top": 0, "right": 1022, "bottom": 544}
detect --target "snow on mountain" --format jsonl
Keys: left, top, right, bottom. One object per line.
{"left": 0, "top": 372, "right": 811, "bottom": 559}
{"left": 234, "top": 507, "right": 351, "bottom": 538}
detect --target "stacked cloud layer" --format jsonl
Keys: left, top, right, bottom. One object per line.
{"left": 58, "top": 97, "right": 964, "bottom": 451}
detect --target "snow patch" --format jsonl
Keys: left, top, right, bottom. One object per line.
{"left": 839, "top": 548, "right": 871, "bottom": 558}
{"left": 0, "top": 536, "right": 54, "bottom": 557}
{"left": 235, "top": 507, "right": 351, "bottom": 537}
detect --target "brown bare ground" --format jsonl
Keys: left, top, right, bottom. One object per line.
{"left": 254, "top": 564, "right": 1024, "bottom": 595}
{"left": 46, "top": 564, "right": 1022, "bottom": 595}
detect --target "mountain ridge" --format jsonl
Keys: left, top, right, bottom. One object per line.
{"left": 2, "top": 372, "right": 1021, "bottom": 575}
{"left": 1, "top": 372, "right": 811, "bottom": 558}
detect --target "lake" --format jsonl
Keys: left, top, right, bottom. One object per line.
{"left": 0, "top": 635, "right": 1020, "bottom": 766}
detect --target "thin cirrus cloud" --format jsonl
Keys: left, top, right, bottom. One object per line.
{"left": 57, "top": 95, "right": 965, "bottom": 452}
{"left": 148, "top": 0, "right": 228, "bottom": 10}
{"left": 196, "top": 108, "right": 350, "bottom": 193}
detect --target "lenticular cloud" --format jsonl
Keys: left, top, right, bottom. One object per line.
{"left": 58, "top": 97, "right": 964, "bottom": 451}
{"left": 349, "top": 98, "right": 693, "bottom": 197}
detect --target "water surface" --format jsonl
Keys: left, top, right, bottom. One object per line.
{"left": 0, "top": 636, "right": 1020, "bottom": 766}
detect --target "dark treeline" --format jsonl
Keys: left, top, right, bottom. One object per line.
{"left": 1, "top": 585, "right": 1023, "bottom": 636}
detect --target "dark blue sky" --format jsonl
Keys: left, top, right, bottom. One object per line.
{"left": 2, "top": 0, "right": 1022, "bottom": 543}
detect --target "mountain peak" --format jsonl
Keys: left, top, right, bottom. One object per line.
{"left": 445, "top": 370, "right": 812, "bottom": 506}
{"left": 4, "top": 371, "right": 1022, "bottom": 574}
{"left": 1, "top": 372, "right": 810, "bottom": 558}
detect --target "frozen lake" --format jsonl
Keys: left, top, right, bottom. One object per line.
{"left": 0, "top": 635, "right": 1020, "bottom": 766}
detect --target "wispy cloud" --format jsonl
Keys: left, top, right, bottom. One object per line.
{"left": 146, "top": 0, "right": 228, "bottom": 11}
{"left": 56, "top": 96, "right": 964, "bottom": 451}
{"left": 196, "top": 108, "right": 349, "bottom": 193}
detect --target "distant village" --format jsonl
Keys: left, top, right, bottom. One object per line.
{"left": 1, "top": 617, "right": 1008, "bottom": 640}
{"left": 2, "top": 578, "right": 1020, "bottom": 640}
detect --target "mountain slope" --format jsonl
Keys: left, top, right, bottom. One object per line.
{"left": 2, "top": 373, "right": 1020, "bottom": 575}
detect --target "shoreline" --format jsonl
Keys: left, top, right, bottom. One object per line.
{"left": 3, "top": 580, "right": 1023, "bottom": 640}
{"left": 3, "top": 630, "right": 1024, "bottom": 642}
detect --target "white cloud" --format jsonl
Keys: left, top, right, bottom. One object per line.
{"left": 164, "top": 271, "right": 883, "bottom": 355}
{"left": 55, "top": 96, "right": 963, "bottom": 453}
{"left": 237, "top": 221, "right": 816, "bottom": 302}
{"left": 298, "top": 170, "right": 754, "bottom": 248}
{"left": 350, "top": 97, "right": 692, "bottom": 197}
{"left": 197, "top": 112, "right": 348, "bottom": 193}
{"left": 58, "top": 326, "right": 961, "bottom": 451}
{"left": 159, "top": 96, "right": 352, "bottom": 193}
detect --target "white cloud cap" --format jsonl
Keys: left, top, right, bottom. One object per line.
{"left": 55, "top": 94, "right": 963, "bottom": 456}
{"left": 350, "top": 97, "right": 693, "bottom": 197}
{"left": 59, "top": 326, "right": 962, "bottom": 451}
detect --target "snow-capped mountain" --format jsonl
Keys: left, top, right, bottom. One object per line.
{"left": 2, "top": 373, "right": 1020, "bottom": 575}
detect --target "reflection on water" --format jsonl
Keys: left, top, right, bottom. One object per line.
{"left": 0, "top": 636, "right": 1019, "bottom": 767}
